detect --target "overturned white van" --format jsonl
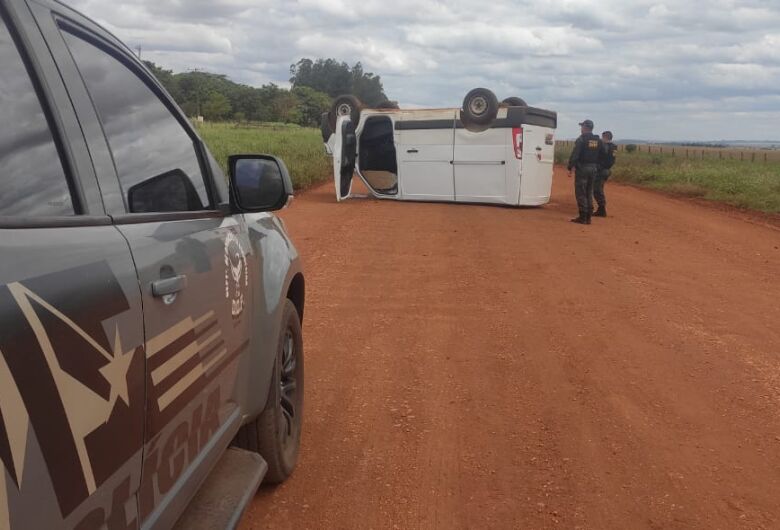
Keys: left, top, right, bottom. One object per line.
{"left": 322, "top": 88, "right": 557, "bottom": 206}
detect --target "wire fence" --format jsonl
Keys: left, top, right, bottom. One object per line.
{"left": 555, "top": 140, "right": 780, "bottom": 163}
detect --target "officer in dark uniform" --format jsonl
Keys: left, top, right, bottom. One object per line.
{"left": 567, "top": 119, "right": 602, "bottom": 224}
{"left": 593, "top": 130, "right": 617, "bottom": 217}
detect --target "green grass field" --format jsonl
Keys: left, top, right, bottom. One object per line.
{"left": 555, "top": 144, "right": 780, "bottom": 213}
{"left": 197, "top": 122, "right": 780, "bottom": 213}
{"left": 197, "top": 122, "right": 331, "bottom": 189}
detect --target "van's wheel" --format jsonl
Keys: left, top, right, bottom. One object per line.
{"left": 329, "top": 95, "right": 362, "bottom": 131}
{"left": 461, "top": 88, "right": 499, "bottom": 127}
{"left": 234, "top": 299, "right": 304, "bottom": 483}
{"left": 502, "top": 96, "right": 528, "bottom": 107}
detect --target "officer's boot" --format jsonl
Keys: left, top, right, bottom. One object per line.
{"left": 593, "top": 205, "right": 607, "bottom": 217}
{"left": 570, "top": 212, "right": 590, "bottom": 225}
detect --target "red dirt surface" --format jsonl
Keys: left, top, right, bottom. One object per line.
{"left": 241, "top": 166, "right": 780, "bottom": 529}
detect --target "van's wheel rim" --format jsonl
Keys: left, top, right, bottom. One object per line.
{"left": 337, "top": 103, "right": 352, "bottom": 116}
{"left": 279, "top": 329, "right": 298, "bottom": 439}
{"left": 469, "top": 96, "right": 488, "bottom": 116}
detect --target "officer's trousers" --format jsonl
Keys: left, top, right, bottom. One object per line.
{"left": 593, "top": 168, "right": 610, "bottom": 208}
{"left": 574, "top": 164, "right": 598, "bottom": 217}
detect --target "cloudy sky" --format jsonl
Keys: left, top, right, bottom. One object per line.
{"left": 68, "top": 0, "right": 780, "bottom": 141}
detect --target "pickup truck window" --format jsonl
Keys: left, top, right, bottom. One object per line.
{"left": 61, "top": 30, "right": 210, "bottom": 213}
{"left": 0, "top": 15, "right": 73, "bottom": 216}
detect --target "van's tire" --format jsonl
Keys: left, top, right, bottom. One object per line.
{"left": 329, "top": 95, "right": 362, "bottom": 131}
{"left": 320, "top": 112, "right": 333, "bottom": 143}
{"left": 461, "top": 88, "right": 499, "bottom": 127}
{"left": 502, "top": 96, "right": 528, "bottom": 107}
{"left": 234, "top": 299, "right": 304, "bottom": 484}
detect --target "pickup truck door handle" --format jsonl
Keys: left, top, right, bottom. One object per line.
{"left": 152, "top": 275, "right": 188, "bottom": 297}
{"left": 406, "top": 148, "right": 419, "bottom": 154}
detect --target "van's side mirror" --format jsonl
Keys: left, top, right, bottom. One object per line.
{"left": 228, "top": 155, "right": 294, "bottom": 212}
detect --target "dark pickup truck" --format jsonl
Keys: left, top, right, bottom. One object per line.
{"left": 0, "top": 0, "right": 305, "bottom": 528}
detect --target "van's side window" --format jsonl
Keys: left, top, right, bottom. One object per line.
{"left": 0, "top": 16, "right": 73, "bottom": 216}
{"left": 61, "top": 29, "right": 210, "bottom": 213}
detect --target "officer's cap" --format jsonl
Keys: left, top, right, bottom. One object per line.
{"left": 579, "top": 119, "right": 594, "bottom": 129}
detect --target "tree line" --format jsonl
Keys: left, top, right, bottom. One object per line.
{"left": 144, "top": 58, "right": 391, "bottom": 127}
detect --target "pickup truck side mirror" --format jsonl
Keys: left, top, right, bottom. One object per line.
{"left": 228, "top": 155, "right": 294, "bottom": 212}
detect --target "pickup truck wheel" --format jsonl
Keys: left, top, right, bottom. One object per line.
{"left": 461, "top": 88, "right": 499, "bottom": 127}
{"left": 235, "top": 299, "right": 303, "bottom": 483}
{"left": 502, "top": 96, "right": 528, "bottom": 107}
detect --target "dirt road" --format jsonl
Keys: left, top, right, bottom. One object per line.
{"left": 241, "top": 167, "right": 780, "bottom": 529}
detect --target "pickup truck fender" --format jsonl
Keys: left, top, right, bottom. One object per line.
{"left": 240, "top": 213, "right": 304, "bottom": 421}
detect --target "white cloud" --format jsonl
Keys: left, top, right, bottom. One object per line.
{"left": 66, "top": 0, "right": 780, "bottom": 141}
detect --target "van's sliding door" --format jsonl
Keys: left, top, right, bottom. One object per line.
{"left": 397, "top": 114, "right": 455, "bottom": 201}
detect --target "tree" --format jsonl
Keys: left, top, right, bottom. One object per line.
{"left": 349, "top": 62, "right": 387, "bottom": 106}
{"left": 143, "top": 61, "right": 180, "bottom": 101}
{"left": 139, "top": 58, "right": 392, "bottom": 124}
{"left": 201, "top": 91, "right": 232, "bottom": 120}
{"left": 292, "top": 86, "right": 331, "bottom": 127}
{"left": 271, "top": 91, "right": 301, "bottom": 124}
{"left": 290, "top": 58, "right": 388, "bottom": 105}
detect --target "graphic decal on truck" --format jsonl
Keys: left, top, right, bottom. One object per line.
{"left": 0, "top": 262, "right": 143, "bottom": 520}
{"left": 0, "top": 262, "right": 248, "bottom": 529}
{"left": 224, "top": 231, "right": 249, "bottom": 318}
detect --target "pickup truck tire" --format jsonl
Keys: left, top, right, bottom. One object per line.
{"left": 502, "top": 96, "right": 528, "bottom": 107}
{"left": 329, "top": 95, "right": 362, "bottom": 131}
{"left": 461, "top": 88, "right": 499, "bottom": 127}
{"left": 235, "top": 299, "right": 304, "bottom": 483}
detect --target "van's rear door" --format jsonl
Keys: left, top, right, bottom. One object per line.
{"left": 518, "top": 127, "right": 555, "bottom": 205}
{"left": 333, "top": 116, "right": 357, "bottom": 201}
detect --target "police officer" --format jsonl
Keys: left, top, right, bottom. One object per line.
{"left": 567, "top": 119, "right": 602, "bottom": 224}
{"left": 593, "top": 130, "right": 617, "bottom": 217}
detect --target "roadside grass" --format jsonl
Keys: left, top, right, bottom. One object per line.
{"left": 196, "top": 121, "right": 331, "bottom": 189}
{"left": 555, "top": 144, "right": 780, "bottom": 213}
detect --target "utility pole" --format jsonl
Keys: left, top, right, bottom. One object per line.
{"left": 136, "top": 45, "right": 141, "bottom": 60}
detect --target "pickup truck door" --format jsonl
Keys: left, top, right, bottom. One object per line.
{"left": 333, "top": 116, "right": 357, "bottom": 201}
{"left": 0, "top": 5, "right": 144, "bottom": 528}
{"left": 43, "top": 19, "right": 256, "bottom": 529}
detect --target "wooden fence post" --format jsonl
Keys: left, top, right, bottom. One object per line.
{"left": 752, "top": 152, "right": 755, "bottom": 162}
{"left": 740, "top": 152, "right": 744, "bottom": 161}
{"left": 686, "top": 149, "right": 689, "bottom": 159}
